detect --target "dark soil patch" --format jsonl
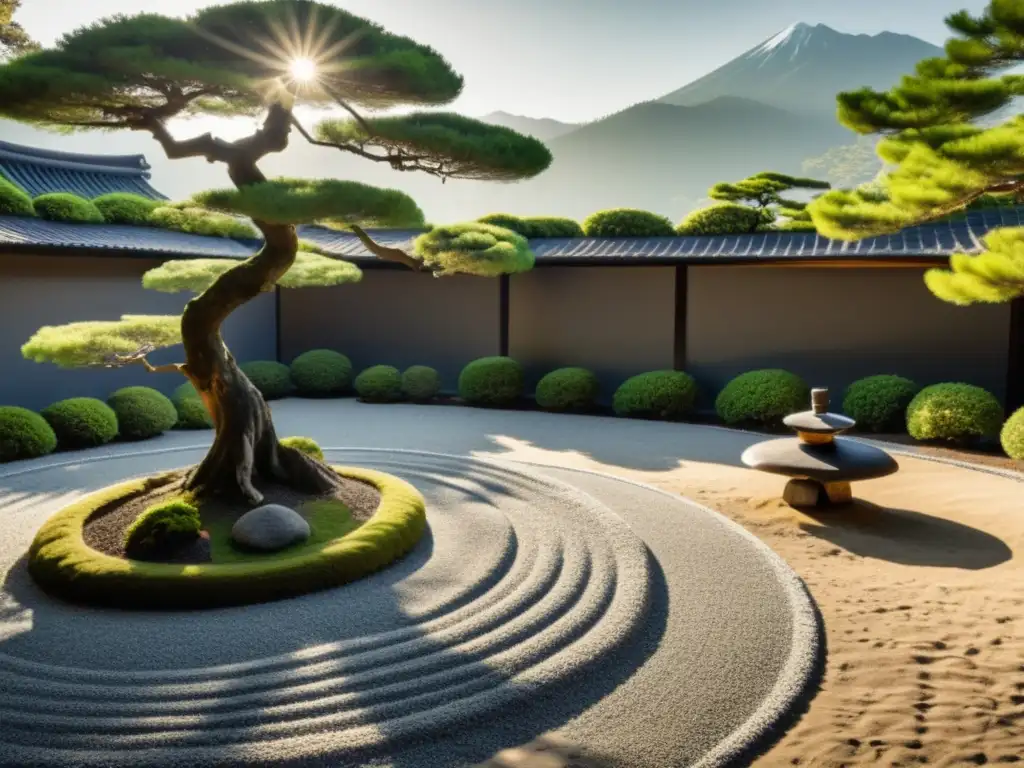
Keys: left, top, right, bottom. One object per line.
{"left": 82, "top": 469, "right": 382, "bottom": 564}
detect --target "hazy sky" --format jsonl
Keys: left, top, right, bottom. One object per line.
{"left": 17, "top": 0, "right": 990, "bottom": 123}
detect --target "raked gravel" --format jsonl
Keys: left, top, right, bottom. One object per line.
{"left": 0, "top": 400, "right": 822, "bottom": 767}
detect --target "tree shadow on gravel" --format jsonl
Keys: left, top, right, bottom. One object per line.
{"left": 0, "top": 463, "right": 669, "bottom": 768}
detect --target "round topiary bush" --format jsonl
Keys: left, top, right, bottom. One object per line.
{"left": 458, "top": 356, "right": 524, "bottom": 407}
{"left": 124, "top": 498, "right": 202, "bottom": 559}
{"left": 239, "top": 360, "right": 293, "bottom": 400}
{"left": 92, "top": 193, "right": 160, "bottom": 226}
{"left": 289, "top": 349, "right": 353, "bottom": 397}
{"left": 612, "top": 370, "right": 698, "bottom": 420}
{"left": 525, "top": 216, "right": 584, "bottom": 238}
{"left": 582, "top": 208, "right": 676, "bottom": 237}
{"left": 32, "top": 193, "right": 105, "bottom": 224}
{"left": 906, "top": 383, "right": 1004, "bottom": 444}
{"left": 355, "top": 365, "right": 404, "bottom": 403}
{"left": 0, "top": 176, "right": 35, "bottom": 217}
{"left": 536, "top": 367, "right": 600, "bottom": 412}
{"left": 842, "top": 375, "right": 920, "bottom": 433}
{"left": 280, "top": 435, "right": 324, "bottom": 461}
{"left": 401, "top": 365, "right": 441, "bottom": 402}
{"left": 40, "top": 397, "right": 118, "bottom": 449}
{"left": 173, "top": 396, "right": 214, "bottom": 430}
{"left": 0, "top": 406, "right": 57, "bottom": 463}
{"left": 676, "top": 203, "right": 765, "bottom": 236}
{"left": 106, "top": 386, "right": 178, "bottom": 440}
{"left": 1001, "top": 407, "right": 1024, "bottom": 460}
{"left": 715, "top": 369, "right": 810, "bottom": 427}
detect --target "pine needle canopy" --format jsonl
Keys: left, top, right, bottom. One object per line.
{"left": 413, "top": 223, "right": 534, "bottom": 277}
{"left": 22, "top": 315, "right": 181, "bottom": 368}
{"left": 143, "top": 249, "right": 362, "bottom": 293}
{"left": 925, "top": 227, "right": 1024, "bottom": 305}
{"left": 0, "top": 0, "right": 463, "bottom": 127}
{"left": 192, "top": 178, "right": 426, "bottom": 228}
{"left": 314, "top": 112, "right": 553, "bottom": 181}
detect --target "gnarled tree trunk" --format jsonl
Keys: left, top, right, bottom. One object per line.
{"left": 180, "top": 219, "right": 342, "bottom": 505}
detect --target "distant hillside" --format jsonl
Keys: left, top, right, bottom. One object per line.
{"left": 478, "top": 111, "right": 580, "bottom": 141}
{"left": 659, "top": 22, "right": 942, "bottom": 116}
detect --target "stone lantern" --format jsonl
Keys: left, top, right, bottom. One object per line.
{"left": 740, "top": 388, "right": 899, "bottom": 507}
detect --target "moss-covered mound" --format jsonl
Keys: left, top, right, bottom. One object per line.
{"left": 842, "top": 375, "right": 920, "bottom": 433}
{"left": 280, "top": 436, "right": 324, "bottom": 461}
{"left": 27, "top": 466, "right": 427, "bottom": 609}
{"left": 612, "top": 370, "right": 698, "bottom": 420}
{"left": 715, "top": 369, "right": 809, "bottom": 427}
{"left": 124, "top": 498, "right": 202, "bottom": 559}
{"left": 1001, "top": 407, "right": 1024, "bottom": 460}
{"left": 476, "top": 213, "right": 584, "bottom": 238}
{"left": 0, "top": 176, "right": 35, "bottom": 217}
{"left": 106, "top": 386, "right": 178, "bottom": 440}
{"left": 0, "top": 406, "right": 57, "bottom": 463}
{"left": 40, "top": 397, "right": 119, "bottom": 449}
{"left": 239, "top": 360, "right": 293, "bottom": 400}
{"left": 289, "top": 349, "right": 353, "bottom": 397}
{"left": 536, "top": 367, "right": 600, "bottom": 412}
{"left": 355, "top": 365, "right": 403, "bottom": 403}
{"left": 676, "top": 203, "right": 765, "bottom": 236}
{"left": 92, "top": 193, "right": 160, "bottom": 226}
{"left": 33, "top": 193, "right": 105, "bottom": 224}
{"left": 458, "top": 356, "right": 524, "bottom": 407}
{"left": 906, "top": 383, "right": 1004, "bottom": 444}
{"left": 401, "top": 365, "right": 441, "bottom": 402}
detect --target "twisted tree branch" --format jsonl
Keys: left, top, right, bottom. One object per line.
{"left": 348, "top": 225, "right": 424, "bottom": 271}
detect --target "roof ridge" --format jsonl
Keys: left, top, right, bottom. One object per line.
{"left": 0, "top": 140, "right": 151, "bottom": 171}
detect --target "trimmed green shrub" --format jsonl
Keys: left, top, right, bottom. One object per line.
{"left": 355, "top": 365, "right": 404, "bottom": 403}
{"left": 715, "top": 369, "right": 810, "bottom": 427}
{"left": 458, "top": 356, "right": 524, "bottom": 407}
{"left": 0, "top": 406, "right": 57, "bottom": 462}
{"left": 172, "top": 381, "right": 199, "bottom": 402}
{"left": 173, "top": 396, "right": 214, "bottom": 430}
{"left": 289, "top": 349, "right": 353, "bottom": 396}
{"left": 239, "top": 360, "right": 293, "bottom": 400}
{"left": 401, "top": 365, "right": 442, "bottom": 402}
{"left": 1001, "top": 407, "right": 1024, "bottom": 460}
{"left": 536, "top": 367, "right": 600, "bottom": 412}
{"left": 40, "top": 397, "right": 118, "bottom": 449}
{"left": 842, "top": 375, "right": 920, "bottom": 433}
{"left": 124, "top": 498, "right": 201, "bottom": 559}
{"left": 612, "top": 370, "right": 698, "bottom": 420}
{"left": 280, "top": 435, "right": 324, "bottom": 461}
{"left": 92, "top": 193, "right": 160, "bottom": 226}
{"left": 476, "top": 214, "right": 584, "bottom": 238}
{"left": 106, "top": 386, "right": 178, "bottom": 440}
{"left": 582, "top": 208, "right": 676, "bottom": 237}
{"left": 33, "top": 193, "right": 105, "bottom": 224}
{"left": 906, "top": 383, "right": 1004, "bottom": 444}
{"left": 0, "top": 175, "right": 35, "bottom": 217}
{"left": 676, "top": 203, "right": 766, "bottom": 235}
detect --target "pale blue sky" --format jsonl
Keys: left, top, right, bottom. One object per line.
{"left": 18, "top": 0, "right": 990, "bottom": 123}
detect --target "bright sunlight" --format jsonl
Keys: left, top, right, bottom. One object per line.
{"left": 289, "top": 57, "right": 317, "bottom": 82}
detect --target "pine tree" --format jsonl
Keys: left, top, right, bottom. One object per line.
{"left": 0, "top": 1, "right": 551, "bottom": 503}
{"left": 705, "top": 172, "right": 830, "bottom": 232}
{"left": 0, "top": 0, "right": 37, "bottom": 58}
{"left": 807, "top": 0, "right": 1024, "bottom": 305}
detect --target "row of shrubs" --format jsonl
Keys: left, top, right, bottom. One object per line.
{"left": 476, "top": 206, "right": 811, "bottom": 240}
{"left": 0, "top": 176, "right": 257, "bottom": 239}
{"left": 4, "top": 355, "right": 1022, "bottom": 464}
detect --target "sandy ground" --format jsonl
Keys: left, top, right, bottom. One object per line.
{"left": 478, "top": 438, "right": 1024, "bottom": 768}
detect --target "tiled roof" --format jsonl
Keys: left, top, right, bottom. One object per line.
{"left": 0, "top": 215, "right": 257, "bottom": 259}
{"left": 0, "top": 140, "right": 168, "bottom": 200}
{"left": 1, "top": 207, "right": 1022, "bottom": 265}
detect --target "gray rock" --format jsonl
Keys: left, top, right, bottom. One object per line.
{"left": 741, "top": 436, "right": 899, "bottom": 482}
{"left": 231, "top": 504, "right": 310, "bottom": 552}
